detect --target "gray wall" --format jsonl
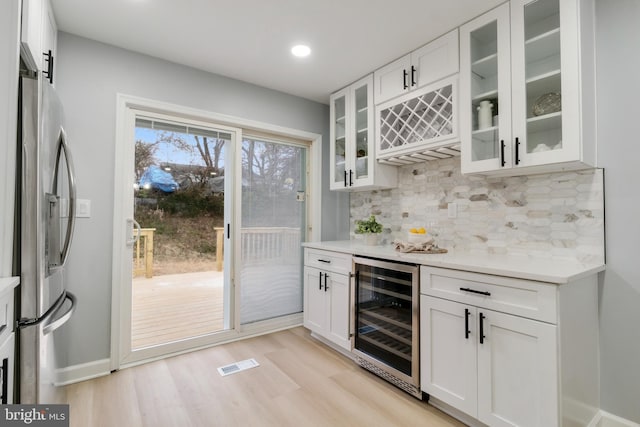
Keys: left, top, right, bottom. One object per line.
{"left": 595, "top": 0, "right": 640, "bottom": 423}
{"left": 55, "top": 32, "right": 348, "bottom": 367}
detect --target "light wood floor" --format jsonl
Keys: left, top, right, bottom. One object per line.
{"left": 131, "top": 270, "right": 224, "bottom": 349}
{"left": 65, "top": 327, "right": 464, "bottom": 427}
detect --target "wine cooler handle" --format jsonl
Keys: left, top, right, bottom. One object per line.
{"left": 349, "top": 271, "right": 358, "bottom": 338}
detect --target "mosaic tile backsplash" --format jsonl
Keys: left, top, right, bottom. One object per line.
{"left": 350, "top": 158, "right": 605, "bottom": 263}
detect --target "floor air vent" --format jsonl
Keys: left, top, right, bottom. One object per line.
{"left": 217, "top": 358, "right": 260, "bottom": 376}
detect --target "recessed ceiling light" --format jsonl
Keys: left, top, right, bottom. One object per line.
{"left": 291, "top": 45, "right": 311, "bottom": 58}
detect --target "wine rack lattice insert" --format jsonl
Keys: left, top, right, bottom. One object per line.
{"left": 379, "top": 84, "right": 454, "bottom": 155}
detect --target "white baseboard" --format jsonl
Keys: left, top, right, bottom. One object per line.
{"left": 597, "top": 411, "right": 640, "bottom": 427}
{"left": 55, "top": 358, "right": 111, "bottom": 386}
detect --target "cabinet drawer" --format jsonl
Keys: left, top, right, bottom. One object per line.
{"left": 421, "top": 266, "right": 557, "bottom": 323}
{"left": 0, "top": 287, "right": 14, "bottom": 344}
{"left": 304, "top": 249, "right": 352, "bottom": 276}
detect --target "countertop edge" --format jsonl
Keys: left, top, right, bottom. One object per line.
{"left": 303, "top": 241, "right": 605, "bottom": 284}
{"left": 0, "top": 276, "right": 20, "bottom": 295}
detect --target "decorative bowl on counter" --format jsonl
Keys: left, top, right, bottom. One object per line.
{"left": 407, "top": 228, "right": 432, "bottom": 244}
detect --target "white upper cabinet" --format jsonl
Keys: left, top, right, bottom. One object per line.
{"left": 460, "top": 0, "right": 596, "bottom": 175}
{"left": 374, "top": 30, "right": 459, "bottom": 105}
{"left": 329, "top": 74, "right": 397, "bottom": 191}
{"left": 21, "top": 0, "right": 44, "bottom": 71}
{"left": 21, "top": 0, "right": 57, "bottom": 83}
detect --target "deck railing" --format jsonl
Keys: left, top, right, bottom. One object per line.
{"left": 134, "top": 226, "right": 301, "bottom": 276}
{"left": 133, "top": 228, "right": 156, "bottom": 278}
{"left": 214, "top": 226, "right": 301, "bottom": 270}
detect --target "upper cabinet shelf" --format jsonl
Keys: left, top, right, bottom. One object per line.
{"left": 460, "top": 0, "right": 596, "bottom": 176}
{"left": 471, "top": 53, "right": 498, "bottom": 79}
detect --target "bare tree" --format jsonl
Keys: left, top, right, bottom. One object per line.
{"left": 135, "top": 140, "right": 157, "bottom": 179}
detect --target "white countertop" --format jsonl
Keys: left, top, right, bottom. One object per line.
{"left": 0, "top": 276, "right": 19, "bottom": 295}
{"left": 303, "top": 240, "right": 605, "bottom": 284}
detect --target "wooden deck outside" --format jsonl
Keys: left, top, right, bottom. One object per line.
{"left": 131, "top": 270, "right": 225, "bottom": 349}
{"left": 130, "top": 227, "right": 302, "bottom": 349}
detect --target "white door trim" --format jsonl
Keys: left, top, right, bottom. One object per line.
{"left": 111, "top": 94, "right": 322, "bottom": 371}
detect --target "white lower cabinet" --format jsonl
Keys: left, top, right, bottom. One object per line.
{"left": 420, "top": 266, "right": 599, "bottom": 427}
{"left": 303, "top": 249, "right": 351, "bottom": 351}
{"left": 0, "top": 332, "right": 15, "bottom": 404}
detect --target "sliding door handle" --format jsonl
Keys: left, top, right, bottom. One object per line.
{"left": 126, "top": 219, "right": 141, "bottom": 246}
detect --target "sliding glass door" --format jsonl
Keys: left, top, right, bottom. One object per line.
{"left": 239, "top": 136, "right": 307, "bottom": 324}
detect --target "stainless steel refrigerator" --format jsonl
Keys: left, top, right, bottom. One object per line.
{"left": 17, "top": 63, "right": 77, "bottom": 404}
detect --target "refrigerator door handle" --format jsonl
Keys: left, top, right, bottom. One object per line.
{"left": 17, "top": 291, "right": 76, "bottom": 333}
{"left": 54, "top": 128, "right": 77, "bottom": 268}
{"left": 42, "top": 292, "right": 76, "bottom": 336}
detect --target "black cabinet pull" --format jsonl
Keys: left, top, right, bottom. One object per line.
{"left": 411, "top": 65, "right": 417, "bottom": 87}
{"left": 403, "top": 69, "right": 408, "bottom": 90}
{"left": 324, "top": 273, "right": 329, "bottom": 292}
{"left": 318, "top": 272, "right": 323, "bottom": 290}
{"left": 344, "top": 170, "right": 347, "bottom": 187}
{"left": 460, "top": 287, "right": 491, "bottom": 296}
{"left": 500, "top": 140, "right": 506, "bottom": 167}
{"left": 317, "top": 259, "right": 331, "bottom": 264}
{"left": 464, "top": 308, "right": 470, "bottom": 339}
{"left": 479, "top": 312, "right": 486, "bottom": 344}
{"left": 43, "top": 50, "right": 54, "bottom": 84}
{"left": 227, "top": 223, "right": 230, "bottom": 239}
{"left": 515, "top": 137, "right": 521, "bottom": 165}
{"left": 1, "top": 357, "right": 7, "bottom": 404}
{"left": 349, "top": 169, "right": 353, "bottom": 186}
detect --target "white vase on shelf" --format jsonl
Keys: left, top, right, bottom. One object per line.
{"left": 477, "top": 100, "right": 494, "bottom": 130}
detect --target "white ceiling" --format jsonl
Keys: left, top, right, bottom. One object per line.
{"left": 52, "top": 0, "right": 503, "bottom": 104}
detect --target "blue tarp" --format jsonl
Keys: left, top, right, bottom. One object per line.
{"left": 139, "top": 165, "right": 178, "bottom": 193}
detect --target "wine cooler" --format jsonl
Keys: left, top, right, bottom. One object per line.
{"left": 352, "top": 256, "right": 421, "bottom": 398}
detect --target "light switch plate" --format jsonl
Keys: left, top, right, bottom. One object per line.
{"left": 76, "top": 199, "right": 91, "bottom": 218}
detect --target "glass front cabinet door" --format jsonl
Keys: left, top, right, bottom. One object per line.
{"left": 329, "top": 74, "right": 396, "bottom": 190}
{"left": 461, "top": 0, "right": 596, "bottom": 175}
{"left": 460, "top": 3, "right": 512, "bottom": 174}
